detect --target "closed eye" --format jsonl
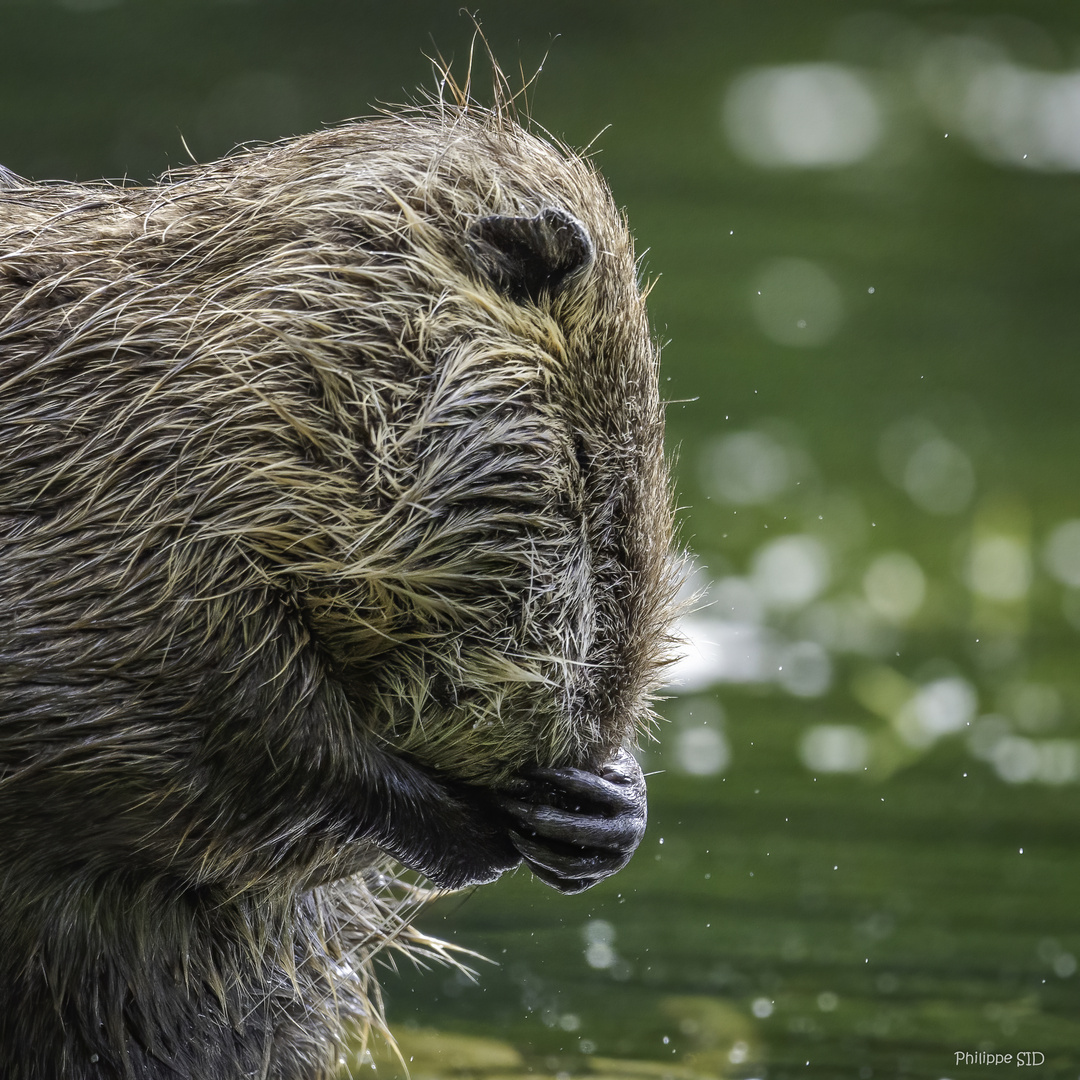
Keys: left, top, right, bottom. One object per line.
{"left": 572, "top": 433, "right": 590, "bottom": 477}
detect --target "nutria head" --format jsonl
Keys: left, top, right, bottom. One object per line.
{"left": 0, "top": 109, "right": 677, "bottom": 789}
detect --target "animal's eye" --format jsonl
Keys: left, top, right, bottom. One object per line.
{"left": 572, "top": 433, "right": 590, "bottom": 476}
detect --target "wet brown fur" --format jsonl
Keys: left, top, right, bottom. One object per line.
{"left": 0, "top": 66, "right": 679, "bottom": 1080}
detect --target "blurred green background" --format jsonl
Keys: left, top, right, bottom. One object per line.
{"left": 4, "top": 1, "right": 1080, "bottom": 1077}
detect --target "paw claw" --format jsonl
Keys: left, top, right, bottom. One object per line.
{"left": 500, "top": 750, "right": 647, "bottom": 892}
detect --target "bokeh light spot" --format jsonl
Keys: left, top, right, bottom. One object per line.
{"left": 751, "top": 535, "right": 830, "bottom": 610}
{"left": 669, "top": 699, "right": 732, "bottom": 777}
{"left": 582, "top": 919, "right": 615, "bottom": 946}
{"left": 1043, "top": 520, "right": 1080, "bottom": 586}
{"left": 902, "top": 437, "right": 976, "bottom": 515}
{"left": 1005, "top": 682, "right": 1063, "bottom": 732}
{"left": 895, "top": 676, "right": 977, "bottom": 748}
{"left": 777, "top": 641, "right": 833, "bottom": 698}
{"left": 1054, "top": 953, "right": 1078, "bottom": 978}
{"left": 991, "top": 735, "right": 1042, "bottom": 783}
{"left": 584, "top": 943, "right": 616, "bottom": 970}
{"left": 751, "top": 258, "right": 844, "bottom": 347}
{"left": 701, "top": 430, "right": 792, "bottom": 505}
{"left": 799, "top": 725, "right": 870, "bottom": 773}
{"left": 863, "top": 552, "right": 927, "bottom": 622}
{"left": 751, "top": 997, "right": 775, "bottom": 1019}
{"left": 674, "top": 726, "right": 731, "bottom": 776}
{"left": 879, "top": 418, "right": 977, "bottom": 515}
{"left": 667, "top": 617, "right": 775, "bottom": 691}
{"left": 710, "top": 576, "right": 766, "bottom": 624}
{"left": 1034, "top": 741, "right": 1080, "bottom": 785}
{"left": 967, "top": 714, "right": 1012, "bottom": 762}
{"left": 724, "top": 63, "right": 882, "bottom": 168}
{"left": 966, "top": 535, "right": 1032, "bottom": 601}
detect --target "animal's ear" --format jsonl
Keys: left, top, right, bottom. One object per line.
{"left": 466, "top": 207, "right": 594, "bottom": 304}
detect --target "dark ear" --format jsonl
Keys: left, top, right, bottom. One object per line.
{"left": 466, "top": 207, "right": 594, "bottom": 304}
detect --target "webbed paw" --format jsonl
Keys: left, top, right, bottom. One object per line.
{"left": 495, "top": 747, "right": 646, "bottom": 894}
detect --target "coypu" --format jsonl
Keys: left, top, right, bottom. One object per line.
{"left": 0, "top": 82, "right": 679, "bottom": 1079}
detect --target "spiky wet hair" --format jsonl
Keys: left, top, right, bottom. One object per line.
{"left": 0, "top": 105, "right": 677, "bottom": 785}
{"left": 0, "top": 72, "right": 679, "bottom": 1077}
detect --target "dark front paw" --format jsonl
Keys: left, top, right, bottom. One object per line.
{"left": 354, "top": 750, "right": 523, "bottom": 891}
{"left": 495, "top": 747, "right": 647, "bottom": 895}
